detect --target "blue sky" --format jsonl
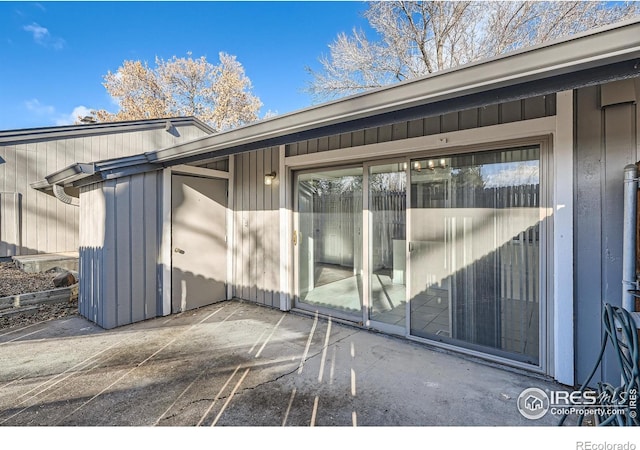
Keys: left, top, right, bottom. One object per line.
{"left": 0, "top": 1, "right": 370, "bottom": 130}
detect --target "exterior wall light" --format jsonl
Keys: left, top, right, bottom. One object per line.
{"left": 264, "top": 172, "right": 277, "bottom": 185}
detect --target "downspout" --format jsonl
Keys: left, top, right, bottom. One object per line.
{"left": 52, "top": 184, "right": 79, "bottom": 207}
{"left": 622, "top": 164, "right": 637, "bottom": 312}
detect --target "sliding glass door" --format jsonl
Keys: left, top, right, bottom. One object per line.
{"left": 366, "top": 161, "right": 407, "bottom": 333}
{"left": 408, "top": 146, "right": 542, "bottom": 364}
{"left": 293, "top": 144, "right": 544, "bottom": 366}
{"left": 295, "top": 167, "right": 363, "bottom": 320}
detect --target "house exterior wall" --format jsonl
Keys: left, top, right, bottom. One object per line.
{"left": 232, "top": 147, "right": 281, "bottom": 308}
{"left": 72, "top": 81, "right": 640, "bottom": 385}
{"left": 285, "top": 95, "right": 556, "bottom": 157}
{"left": 232, "top": 95, "right": 556, "bottom": 312}
{"left": 574, "top": 78, "right": 640, "bottom": 385}
{"left": 79, "top": 171, "right": 162, "bottom": 329}
{"left": 0, "top": 123, "right": 209, "bottom": 257}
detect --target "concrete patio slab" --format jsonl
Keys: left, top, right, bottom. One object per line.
{"left": 0, "top": 299, "right": 575, "bottom": 426}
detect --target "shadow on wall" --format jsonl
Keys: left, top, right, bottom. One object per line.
{"left": 78, "top": 245, "right": 230, "bottom": 330}
{"left": 0, "top": 188, "right": 80, "bottom": 257}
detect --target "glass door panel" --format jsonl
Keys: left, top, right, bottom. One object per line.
{"left": 368, "top": 162, "right": 407, "bottom": 329}
{"left": 408, "top": 147, "right": 541, "bottom": 365}
{"left": 295, "top": 167, "right": 363, "bottom": 319}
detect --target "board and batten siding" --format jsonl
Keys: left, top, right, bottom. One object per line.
{"left": 233, "top": 147, "right": 280, "bottom": 307}
{"left": 0, "top": 123, "right": 208, "bottom": 257}
{"left": 0, "top": 192, "right": 21, "bottom": 256}
{"left": 79, "top": 172, "right": 162, "bottom": 329}
{"left": 286, "top": 95, "right": 556, "bottom": 157}
{"left": 230, "top": 95, "right": 556, "bottom": 309}
{"left": 574, "top": 78, "right": 640, "bottom": 385}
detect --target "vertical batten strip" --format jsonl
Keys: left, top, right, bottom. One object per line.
{"left": 227, "top": 155, "right": 235, "bottom": 300}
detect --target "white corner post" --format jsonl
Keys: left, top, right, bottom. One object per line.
{"left": 554, "top": 90, "right": 574, "bottom": 386}
{"left": 279, "top": 144, "right": 291, "bottom": 311}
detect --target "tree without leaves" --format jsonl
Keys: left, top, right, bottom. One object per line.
{"left": 93, "top": 52, "right": 262, "bottom": 132}
{"left": 306, "top": 1, "right": 640, "bottom": 100}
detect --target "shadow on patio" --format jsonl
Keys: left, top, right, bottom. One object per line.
{"left": 0, "top": 299, "right": 573, "bottom": 426}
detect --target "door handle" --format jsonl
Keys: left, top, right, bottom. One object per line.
{"left": 174, "top": 248, "right": 185, "bottom": 254}
{"left": 293, "top": 230, "right": 298, "bottom": 246}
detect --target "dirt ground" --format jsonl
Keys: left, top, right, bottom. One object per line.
{"left": 0, "top": 262, "right": 78, "bottom": 330}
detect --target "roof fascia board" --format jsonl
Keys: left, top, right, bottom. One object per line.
{"left": 157, "top": 59, "right": 640, "bottom": 168}
{"left": 148, "top": 19, "right": 640, "bottom": 164}
{"left": 0, "top": 117, "right": 210, "bottom": 145}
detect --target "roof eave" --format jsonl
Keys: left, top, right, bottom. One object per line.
{"left": 147, "top": 18, "right": 640, "bottom": 164}
{"left": 0, "top": 116, "right": 213, "bottom": 145}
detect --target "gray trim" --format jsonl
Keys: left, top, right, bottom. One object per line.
{"left": 0, "top": 117, "right": 214, "bottom": 144}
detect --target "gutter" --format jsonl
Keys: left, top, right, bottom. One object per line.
{"left": 44, "top": 163, "right": 95, "bottom": 186}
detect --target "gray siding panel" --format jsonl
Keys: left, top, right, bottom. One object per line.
{"left": 574, "top": 82, "right": 638, "bottom": 385}
{"left": 232, "top": 147, "right": 280, "bottom": 307}
{"left": 479, "top": 105, "right": 500, "bottom": 127}
{"left": 501, "top": 100, "right": 523, "bottom": 123}
{"left": 0, "top": 123, "right": 209, "bottom": 257}
{"left": 601, "top": 102, "right": 636, "bottom": 383}
{"left": 441, "top": 112, "right": 459, "bottom": 133}
{"left": 79, "top": 172, "right": 162, "bottom": 329}
{"left": 284, "top": 94, "right": 557, "bottom": 157}
{"left": 0, "top": 192, "right": 21, "bottom": 257}
{"left": 102, "top": 180, "right": 117, "bottom": 329}
{"left": 458, "top": 109, "right": 478, "bottom": 130}
{"left": 130, "top": 175, "right": 145, "bottom": 322}
{"left": 524, "top": 96, "right": 547, "bottom": 120}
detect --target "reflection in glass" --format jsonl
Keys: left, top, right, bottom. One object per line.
{"left": 369, "top": 163, "right": 407, "bottom": 327}
{"left": 409, "top": 147, "right": 541, "bottom": 364}
{"left": 297, "top": 168, "right": 363, "bottom": 317}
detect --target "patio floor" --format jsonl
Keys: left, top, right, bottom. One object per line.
{"left": 0, "top": 299, "right": 575, "bottom": 426}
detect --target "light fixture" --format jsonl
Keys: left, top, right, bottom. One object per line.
{"left": 427, "top": 160, "right": 435, "bottom": 169}
{"left": 412, "top": 161, "right": 422, "bottom": 172}
{"left": 439, "top": 158, "right": 447, "bottom": 168}
{"left": 264, "top": 172, "right": 277, "bottom": 185}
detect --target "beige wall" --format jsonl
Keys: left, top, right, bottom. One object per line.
{"left": 0, "top": 123, "right": 209, "bottom": 257}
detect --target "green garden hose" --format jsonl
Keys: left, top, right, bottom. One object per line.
{"left": 559, "top": 303, "right": 639, "bottom": 426}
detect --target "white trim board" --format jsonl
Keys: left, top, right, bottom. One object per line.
{"left": 285, "top": 116, "right": 556, "bottom": 167}
{"left": 552, "top": 90, "right": 574, "bottom": 386}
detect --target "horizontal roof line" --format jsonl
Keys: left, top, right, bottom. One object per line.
{"left": 42, "top": 18, "right": 640, "bottom": 187}
{"left": 0, "top": 116, "right": 214, "bottom": 144}
{"left": 147, "top": 18, "right": 640, "bottom": 164}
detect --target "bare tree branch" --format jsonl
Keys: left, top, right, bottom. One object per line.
{"left": 306, "top": 1, "right": 639, "bottom": 101}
